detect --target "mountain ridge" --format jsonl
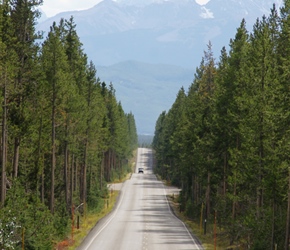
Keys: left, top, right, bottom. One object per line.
{"left": 37, "top": 0, "right": 282, "bottom": 134}
{"left": 97, "top": 60, "right": 195, "bottom": 134}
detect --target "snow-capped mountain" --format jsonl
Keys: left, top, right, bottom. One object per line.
{"left": 38, "top": 0, "right": 282, "bottom": 67}
{"left": 37, "top": 0, "right": 283, "bottom": 134}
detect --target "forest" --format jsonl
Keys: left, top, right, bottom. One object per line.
{"left": 0, "top": 0, "right": 138, "bottom": 249}
{"left": 153, "top": 1, "right": 290, "bottom": 249}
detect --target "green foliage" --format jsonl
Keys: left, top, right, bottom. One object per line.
{"left": 0, "top": 1, "right": 138, "bottom": 248}
{"left": 153, "top": 2, "right": 290, "bottom": 248}
{"left": 0, "top": 181, "right": 55, "bottom": 249}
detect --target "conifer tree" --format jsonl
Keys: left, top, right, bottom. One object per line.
{"left": 153, "top": 1, "right": 290, "bottom": 247}
{"left": 221, "top": 20, "right": 250, "bottom": 233}
{"left": 0, "top": 0, "right": 15, "bottom": 205}
{"left": 277, "top": 1, "right": 290, "bottom": 248}
{"left": 9, "top": 0, "right": 42, "bottom": 179}
{"left": 41, "top": 21, "right": 70, "bottom": 213}
{"left": 61, "top": 16, "right": 88, "bottom": 209}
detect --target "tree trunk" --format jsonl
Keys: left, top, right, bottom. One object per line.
{"left": 285, "top": 168, "right": 290, "bottom": 250}
{"left": 74, "top": 156, "right": 78, "bottom": 193}
{"left": 1, "top": 79, "right": 7, "bottom": 205}
{"left": 191, "top": 174, "right": 194, "bottom": 203}
{"left": 206, "top": 172, "right": 211, "bottom": 219}
{"left": 41, "top": 165, "right": 44, "bottom": 203}
{"left": 100, "top": 152, "right": 104, "bottom": 190}
{"left": 36, "top": 116, "right": 43, "bottom": 197}
{"left": 82, "top": 142, "right": 87, "bottom": 204}
{"left": 13, "top": 137, "right": 20, "bottom": 178}
{"left": 257, "top": 120, "right": 264, "bottom": 219}
{"left": 232, "top": 170, "right": 237, "bottom": 220}
{"left": 71, "top": 154, "right": 74, "bottom": 208}
{"left": 50, "top": 85, "right": 56, "bottom": 214}
{"left": 223, "top": 152, "right": 227, "bottom": 197}
{"left": 271, "top": 198, "right": 275, "bottom": 250}
{"left": 232, "top": 136, "right": 240, "bottom": 220}
{"left": 64, "top": 139, "right": 69, "bottom": 209}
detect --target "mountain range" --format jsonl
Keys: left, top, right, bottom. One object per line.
{"left": 37, "top": 0, "right": 282, "bottom": 134}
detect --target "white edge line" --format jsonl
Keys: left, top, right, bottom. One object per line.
{"left": 148, "top": 148, "right": 202, "bottom": 249}
{"left": 162, "top": 181, "right": 204, "bottom": 249}
{"left": 83, "top": 184, "right": 126, "bottom": 250}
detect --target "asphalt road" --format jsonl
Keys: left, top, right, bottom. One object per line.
{"left": 77, "top": 148, "right": 203, "bottom": 250}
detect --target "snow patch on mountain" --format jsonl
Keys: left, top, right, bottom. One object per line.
{"left": 113, "top": 0, "right": 198, "bottom": 6}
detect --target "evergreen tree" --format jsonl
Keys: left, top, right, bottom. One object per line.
{"left": 9, "top": 0, "right": 42, "bottom": 179}
{"left": 153, "top": 1, "right": 290, "bottom": 248}
{"left": 41, "top": 21, "right": 70, "bottom": 213}
{"left": 277, "top": 1, "right": 290, "bottom": 248}
{"left": 0, "top": 0, "right": 16, "bottom": 205}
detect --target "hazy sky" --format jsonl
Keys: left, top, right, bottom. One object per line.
{"left": 41, "top": 0, "right": 102, "bottom": 17}
{"left": 41, "top": 0, "right": 210, "bottom": 17}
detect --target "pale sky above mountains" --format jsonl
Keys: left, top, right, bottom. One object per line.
{"left": 41, "top": 0, "right": 210, "bottom": 17}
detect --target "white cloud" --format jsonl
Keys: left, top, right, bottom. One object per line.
{"left": 200, "top": 6, "right": 214, "bottom": 19}
{"left": 195, "top": 0, "right": 210, "bottom": 5}
{"left": 41, "top": 0, "right": 103, "bottom": 17}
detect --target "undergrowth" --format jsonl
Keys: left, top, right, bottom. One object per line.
{"left": 55, "top": 191, "right": 119, "bottom": 250}
{"left": 168, "top": 193, "right": 236, "bottom": 250}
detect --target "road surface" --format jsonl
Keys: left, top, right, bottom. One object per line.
{"left": 78, "top": 148, "right": 203, "bottom": 250}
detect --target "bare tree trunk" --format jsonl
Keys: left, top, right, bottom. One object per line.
{"left": 100, "top": 152, "right": 104, "bottom": 190}
{"left": 206, "top": 172, "right": 211, "bottom": 218}
{"left": 82, "top": 142, "right": 87, "bottom": 204}
{"left": 232, "top": 136, "right": 240, "bottom": 221}
{"left": 271, "top": 198, "right": 275, "bottom": 250}
{"left": 191, "top": 174, "right": 194, "bottom": 203}
{"left": 41, "top": 165, "right": 44, "bottom": 203}
{"left": 285, "top": 168, "right": 290, "bottom": 250}
{"left": 64, "top": 139, "right": 69, "bottom": 209}
{"left": 79, "top": 162, "right": 83, "bottom": 203}
{"left": 106, "top": 150, "right": 110, "bottom": 181}
{"left": 107, "top": 150, "right": 111, "bottom": 181}
{"left": 71, "top": 154, "right": 74, "bottom": 207}
{"left": 257, "top": 127, "right": 264, "bottom": 219}
{"left": 36, "top": 117, "right": 43, "bottom": 198}
{"left": 195, "top": 175, "right": 199, "bottom": 204}
{"left": 1, "top": 78, "right": 7, "bottom": 205}
{"left": 232, "top": 170, "right": 237, "bottom": 220}
{"left": 223, "top": 152, "right": 227, "bottom": 196}
{"left": 50, "top": 85, "right": 56, "bottom": 214}
{"left": 13, "top": 138, "right": 20, "bottom": 178}
{"left": 74, "top": 156, "right": 77, "bottom": 192}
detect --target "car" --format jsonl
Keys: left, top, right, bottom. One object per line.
{"left": 138, "top": 168, "right": 144, "bottom": 174}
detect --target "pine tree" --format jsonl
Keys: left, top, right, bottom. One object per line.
{"left": 41, "top": 21, "right": 70, "bottom": 213}
{"left": 9, "top": 0, "right": 42, "bottom": 179}
{"left": 277, "top": 1, "right": 290, "bottom": 248}
{"left": 62, "top": 16, "right": 88, "bottom": 210}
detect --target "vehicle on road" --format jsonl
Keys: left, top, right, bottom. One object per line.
{"left": 138, "top": 168, "right": 144, "bottom": 173}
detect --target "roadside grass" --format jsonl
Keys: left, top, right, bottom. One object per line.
{"left": 56, "top": 151, "right": 138, "bottom": 250}
{"left": 109, "top": 150, "right": 137, "bottom": 183}
{"left": 57, "top": 150, "right": 232, "bottom": 250}
{"left": 167, "top": 193, "right": 230, "bottom": 250}
{"left": 56, "top": 191, "right": 119, "bottom": 250}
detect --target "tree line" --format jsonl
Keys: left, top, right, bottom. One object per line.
{"left": 153, "top": 1, "right": 290, "bottom": 249}
{"left": 0, "top": 0, "right": 137, "bottom": 249}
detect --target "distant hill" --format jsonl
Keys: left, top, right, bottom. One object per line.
{"left": 138, "top": 134, "right": 154, "bottom": 147}
{"left": 97, "top": 61, "right": 195, "bottom": 134}
{"left": 37, "top": 0, "right": 282, "bottom": 134}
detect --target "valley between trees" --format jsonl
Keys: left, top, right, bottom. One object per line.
{"left": 153, "top": 2, "right": 290, "bottom": 249}
{"left": 3, "top": 0, "right": 290, "bottom": 249}
{"left": 0, "top": 1, "right": 138, "bottom": 249}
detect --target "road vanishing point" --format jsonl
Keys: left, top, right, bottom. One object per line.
{"left": 77, "top": 147, "right": 203, "bottom": 250}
